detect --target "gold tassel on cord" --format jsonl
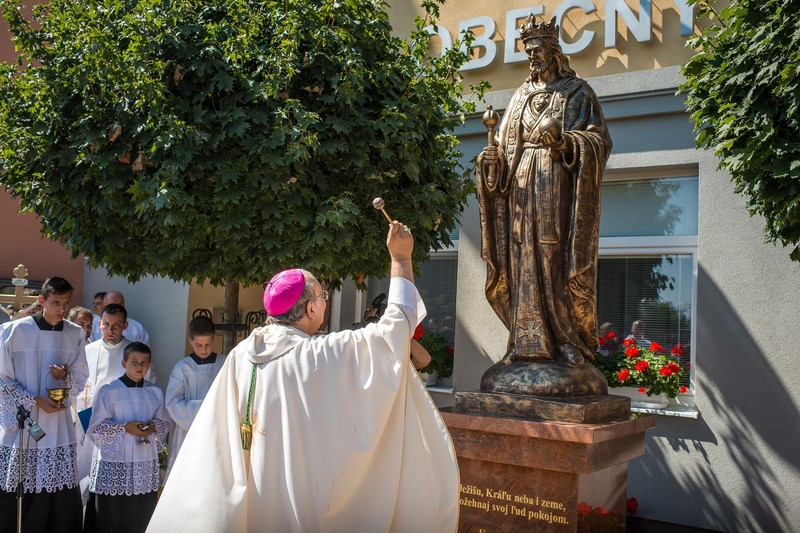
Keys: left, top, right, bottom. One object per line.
{"left": 240, "top": 362, "right": 257, "bottom": 451}
{"left": 240, "top": 422, "right": 253, "bottom": 451}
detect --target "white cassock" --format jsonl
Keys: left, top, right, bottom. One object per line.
{"left": 86, "top": 378, "right": 170, "bottom": 496}
{"left": 148, "top": 277, "right": 460, "bottom": 533}
{"left": 164, "top": 353, "right": 226, "bottom": 477}
{"left": 0, "top": 317, "right": 89, "bottom": 492}
{"left": 89, "top": 315, "right": 150, "bottom": 344}
{"left": 75, "top": 337, "right": 155, "bottom": 501}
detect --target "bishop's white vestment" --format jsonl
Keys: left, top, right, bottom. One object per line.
{"left": 147, "top": 278, "right": 460, "bottom": 532}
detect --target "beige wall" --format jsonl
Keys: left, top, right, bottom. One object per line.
{"left": 389, "top": 0, "right": 696, "bottom": 90}
{"left": 186, "top": 282, "right": 266, "bottom": 354}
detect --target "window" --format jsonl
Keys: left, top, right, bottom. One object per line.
{"left": 367, "top": 251, "right": 458, "bottom": 346}
{"left": 598, "top": 174, "right": 698, "bottom": 390}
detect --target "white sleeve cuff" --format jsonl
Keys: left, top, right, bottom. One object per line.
{"left": 388, "top": 277, "right": 427, "bottom": 329}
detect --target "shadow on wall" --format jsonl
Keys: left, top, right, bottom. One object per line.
{"left": 629, "top": 266, "right": 800, "bottom": 531}
{"left": 452, "top": 312, "right": 503, "bottom": 396}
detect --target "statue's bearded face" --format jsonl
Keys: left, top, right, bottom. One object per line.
{"left": 524, "top": 38, "right": 554, "bottom": 75}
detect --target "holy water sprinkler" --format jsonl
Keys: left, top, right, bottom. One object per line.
{"left": 372, "top": 197, "right": 393, "bottom": 223}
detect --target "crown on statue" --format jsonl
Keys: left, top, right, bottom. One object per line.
{"left": 519, "top": 14, "right": 559, "bottom": 43}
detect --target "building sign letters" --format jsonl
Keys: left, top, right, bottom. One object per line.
{"left": 427, "top": 0, "right": 695, "bottom": 71}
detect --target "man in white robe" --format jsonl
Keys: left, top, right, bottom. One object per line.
{"left": 89, "top": 291, "right": 150, "bottom": 344}
{"left": 0, "top": 276, "right": 89, "bottom": 532}
{"left": 148, "top": 221, "right": 460, "bottom": 533}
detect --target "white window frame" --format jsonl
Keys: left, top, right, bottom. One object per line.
{"left": 599, "top": 169, "right": 699, "bottom": 409}
{"left": 598, "top": 239, "right": 697, "bottom": 398}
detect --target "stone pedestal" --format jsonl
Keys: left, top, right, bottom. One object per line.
{"left": 455, "top": 391, "right": 629, "bottom": 423}
{"left": 441, "top": 410, "right": 655, "bottom": 532}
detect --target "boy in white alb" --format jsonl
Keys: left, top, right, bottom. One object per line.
{"left": 87, "top": 342, "right": 169, "bottom": 533}
{"left": 165, "top": 316, "right": 224, "bottom": 477}
{"left": 0, "top": 276, "right": 89, "bottom": 532}
{"left": 77, "top": 304, "right": 156, "bottom": 507}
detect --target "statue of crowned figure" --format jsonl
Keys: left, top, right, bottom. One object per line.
{"left": 476, "top": 14, "right": 613, "bottom": 398}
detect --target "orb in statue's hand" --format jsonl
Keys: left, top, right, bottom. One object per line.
{"left": 539, "top": 116, "right": 562, "bottom": 142}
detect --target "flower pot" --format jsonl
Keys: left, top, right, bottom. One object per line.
{"left": 612, "top": 386, "right": 668, "bottom": 409}
{"left": 418, "top": 369, "right": 438, "bottom": 386}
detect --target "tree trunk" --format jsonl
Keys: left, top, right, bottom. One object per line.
{"left": 223, "top": 279, "right": 240, "bottom": 355}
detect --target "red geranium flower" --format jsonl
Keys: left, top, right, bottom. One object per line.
{"left": 445, "top": 344, "right": 454, "bottom": 354}
{"left": 592, "top": 506, "right": 609, "bottom": 516}
{"left": 617, "top": 368, "right": 630, "bottom": 381}
{"left": 622, "top": 338, "right": 636, "bottom": 347}
{"left": 635, "top": 360, "right": 650, "bottom": 372}
{"left": 625, "top": 346, "right": 639, "bottom": 358}
{"left": 577, "top": 502, "right": 592, "bottom": 516}
{"left": 668, "top": 361, "right": 682, "bottom": 373}
{"left": 638, "top": 387, "right": 646, "bottom": 394}
{"left": 598, "top": 336, "right": 607, "bottom": 346}
{"left": 605, "top": 331, "right": 617, "bottom": 339}
{"left": 659, "top": 366, "right": 672, "bottom": 376}
{"left": 650, "top": 341, "right": 664, "bottom": 353}
{"left": 626, "top": 497, "right": 638, "bottom": 515}
{"left": 413, "top": 324, "right": 426, "bottom": 341}
{"left": 680, "top": 385, "right": 688, "bottom": 394}
{"left": 670, "top": 343, "right": 685, "bottom": 356}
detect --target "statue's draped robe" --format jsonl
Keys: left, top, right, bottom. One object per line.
{"left": 477, "top": 76, "right": 612, "bottom": 361}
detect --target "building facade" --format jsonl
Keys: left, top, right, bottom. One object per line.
{"left": 374, "top": 1, "right": 800, "bottom": 530}
{"left": 3, "top": 1, "right": 799, "bottom": 530}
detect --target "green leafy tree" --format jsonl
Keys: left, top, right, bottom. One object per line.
{"left": 0, "top": 0, "right": 486, "bottom": 341}
{"left": 680, "top": 0, "right": 800, "bottom": 260}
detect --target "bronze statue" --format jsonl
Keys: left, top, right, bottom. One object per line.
{"left": 476, "top": 15, "right": 612, "bottom": 396}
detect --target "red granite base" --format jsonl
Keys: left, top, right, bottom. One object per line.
{"left": 441, "top": 410, "right": 655, "bottom": 532}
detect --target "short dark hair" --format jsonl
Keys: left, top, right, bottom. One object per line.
{"left": 124, "top": 342, "right": 151, "bottom": 361}
{"left": 188, "top": 316, "right": 215, "bottom": 338}
{"left": 41, "top": 277, "right": 74, "bottom": 300}
{"left": 102, "top": 303, "right": 128, "bottom": 322}
{"left": 94, "top": 291, "right": 107, "bottom": 300}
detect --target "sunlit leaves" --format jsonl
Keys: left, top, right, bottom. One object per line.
{"left": 681, "top": 0, "right": 800, "bottom": 260}
{"left": 0, "top": 0, "right": 486, "bottom": 286}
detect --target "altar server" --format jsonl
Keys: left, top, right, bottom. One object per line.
{"left": 87, "top": 342, "right": 169, "bottom": 533}
{"left": 164, "top": 315, "right": 225, "bottom": 477}
{"left": 89, "top": 292, "right": 149, "bottom": 345}
{"left": 0, "top": 276, "right": 88, "bottom": 532}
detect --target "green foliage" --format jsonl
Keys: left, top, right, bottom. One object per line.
{"left": 0, "top": 0, "right": 486, "bottom": 286}
{"left": 680, "top": 0, "right": 800, "bottom": 260}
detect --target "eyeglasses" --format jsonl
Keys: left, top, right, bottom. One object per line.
{"left": 315, "top": 289, "right": 329, "bottom": 302}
